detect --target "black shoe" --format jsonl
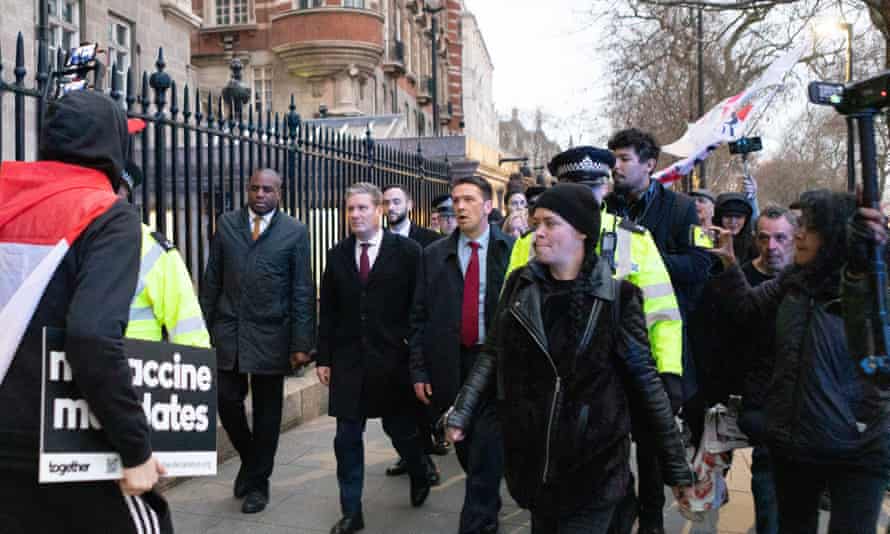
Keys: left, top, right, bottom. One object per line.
{"left": 429, "top": 439, "right": 450, "bottom": 456}
{"left": 410, "top": 475, "right": 431, "bottom": 507}
{"left": 233, "top": 465, "right": 249, "bottom": 499}
{"left": 637, "top": 526, "right": 665, "bottom": 534}
{"left": 423, "top": 455, "right": 441, "bottom": 486}
{"left": 241, "top": 490, "right": 268, "bottom": 514}
{"left": 481, "top": 521, "right": 499, "bottom": 533}
{"left": 330, "top": 512, "right": 365, "bottom": 534}
{"left": 385, "top": 457, "right": 408, "bottom": 477}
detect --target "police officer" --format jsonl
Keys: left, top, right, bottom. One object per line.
{"left": 506, "top": 147, "right": 684, "bottom": 391}
{"left": 114, "top": 128, "right": 210, "bottom": 348}
{"left": 433, "top": 194, "right": 458, "bottom": 236}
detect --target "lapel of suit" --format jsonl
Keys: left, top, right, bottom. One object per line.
{"left": 367, "top": 231, "right": 396, "bottom": 286}
{"left": 340, "top": 234, "right": 359, "bottom": 280}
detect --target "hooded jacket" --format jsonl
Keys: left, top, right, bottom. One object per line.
{"left": 38, "top": 90, "right": 130, "bottom": 192}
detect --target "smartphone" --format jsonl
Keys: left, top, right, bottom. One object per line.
{"left": 689, "top": 225, "right": 715, "bottom": 249}
{"left": 66, "top": 43, "right": 97, "bottom": 68}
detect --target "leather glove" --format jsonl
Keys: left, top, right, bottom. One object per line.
{"left": 847, "top": 208, "right": 887, "bottom": 275}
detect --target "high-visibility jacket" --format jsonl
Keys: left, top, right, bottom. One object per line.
{"left": 126, "top": 224, "right": 210, "bottom": 348}
{"left": 505, "top": 210, "right": 683, "bottom": 375}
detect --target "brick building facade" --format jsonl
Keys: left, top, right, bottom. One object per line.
{"left": 190, "top": 0, "right": 463, "bottom": 137}
{"left": 0, "top": 0, "right": 200, "bottom": 160}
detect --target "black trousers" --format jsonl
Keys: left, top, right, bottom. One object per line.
{"left": 0, "top": 471, "right": 173, "bottom": 534}
{"left": 531, "top": 501, "right": 618, "bottom": 534}
{"left": 773, "top": 455, "right": 888, "bottom": 534}
{"left": 454, "top": 345, "right": 504, "bottom": 534}
{"left": 334, "top": 414, "right": 426, "bottom": 516}
{"left": 217, "top": 368, "right": 285, "bottom": 497}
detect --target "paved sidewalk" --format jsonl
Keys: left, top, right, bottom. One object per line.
{"left": 165, "top": 416, "right": 890, "bottom": 533}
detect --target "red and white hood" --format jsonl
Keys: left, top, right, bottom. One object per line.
{"left": 0, "top": 160, "right": 117, "bottom": 384}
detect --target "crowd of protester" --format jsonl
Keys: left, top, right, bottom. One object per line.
{"left": 2, "top": 89, "right": 890, "bottom": 534}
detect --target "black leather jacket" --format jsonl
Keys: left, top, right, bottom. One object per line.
{"left": 446, "top": 260, "right": 692, "bottom": 515}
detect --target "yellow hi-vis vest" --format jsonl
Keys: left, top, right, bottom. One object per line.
{"left": 126, "top": 224, "right": 211, "bottom": 348}
{"left": 505, "top": 211, "right": 683, "bottom": 375}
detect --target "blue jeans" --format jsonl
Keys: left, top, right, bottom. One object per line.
{"left": 334, "top": 414, "right": 425, "bottom": 516}
{"left": 772, "top": 455, "right": 888, "bottom": 534}
{"left": 750, "top": 446, "right": 778, "bottom": 534}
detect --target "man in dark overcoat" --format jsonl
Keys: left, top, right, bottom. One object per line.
{"left": 200, "top": 168, "right": 316, "bottom": 514}
{"left": 316, "top": 182, "right": 432, "bottom": 534}
{"left": 410, "top": 176, "right": 514, "bottom": 534}
{"left": 381, "top": 183, "right": 448, "bottom": 481}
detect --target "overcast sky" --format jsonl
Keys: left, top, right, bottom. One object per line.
{"left": 462, "top": 0, "right": 610, "bottom": 148}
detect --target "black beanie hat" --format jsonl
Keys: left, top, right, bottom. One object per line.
{"left": 534, "top": 183, "right": 601, "bottom": 239}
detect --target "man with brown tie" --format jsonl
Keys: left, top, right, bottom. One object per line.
{"left": 411, "top": 176, "right": 514, "bottom": 534}
{"left": 200, "top": 168, "right": 316, "bottom": 514}
{"left": 317, "top": 183, "right": 431, "bottom": 534}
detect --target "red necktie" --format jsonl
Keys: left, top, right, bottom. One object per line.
{"left": 359, "top": 243, "right": 371, "bottom": 284}
{"left": 461, "top": 241, "right": 480, "bottom": 347}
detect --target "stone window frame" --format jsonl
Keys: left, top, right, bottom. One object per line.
{"left": 205, "top": 0, "right": 255, "bottom": 27}
{"left": 252, "top": 66, "right": 273, "bottom": 116}
{"left": 46, "top": 0, "right": 82, "bottom": 68}
{"left": 106, "top": 14, "right": 132, "bottom": 85}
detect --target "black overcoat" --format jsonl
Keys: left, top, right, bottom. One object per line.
{"left": 316, "top": 231, "right": 422, "bottom": 418}
{"left": 200, "top": 208, "right": 316, "bottom": 375}
{"left": 409, "top": 225, "right": 514, "bottom": 415}
{"left": 408, "top": 223, "right": 442, "bottom": 248}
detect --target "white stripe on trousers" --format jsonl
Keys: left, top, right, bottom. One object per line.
{"left": 124, "top": 494, "right": 146, "bottom": 534}
{"left": 123, "top": 492, "right": 160, "bottom": 534}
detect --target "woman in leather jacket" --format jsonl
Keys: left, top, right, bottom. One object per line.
{"left": 708, "top": 190, "right": 890, "bottom": 533}
{"left": 443, "top": 184, "right": 693, "bottom": 533}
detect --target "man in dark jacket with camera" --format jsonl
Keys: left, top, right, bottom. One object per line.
{"left": 605, "top": 128, "right": 711, "bottom": 533}
{"left": 200, "top": 168, "right": 316, "bottom": 514}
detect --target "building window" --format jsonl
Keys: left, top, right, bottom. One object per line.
{"left": 296, "top": 0, "right": 322, "bottom": 7}
{"left": 107, "top": 16, "right": 132, "bottom": 84}
{"left": 253, "top": 67, "right": 273, "bottom": 115}
{"left": 343, "top": 0, "right": 365, "bottom": 7}
{"left": 216, "top": 0, "right": 249, "bottom": 25}
{"left": 47, "top": 0, "right": 81, "bottom": 68}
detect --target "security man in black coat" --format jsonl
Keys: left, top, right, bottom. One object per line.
{"left": 317, "top": 182, "right": 431, "bottom": 534}
{"left": 605, "top": 128, "right": 711, "bottom": 534}
{"left": 381, "top": 184, "right": 447, "bottom": 480}
{"left": 200, "top": 168, "right": 316, "bottom": 514}
{"left": 411, "top": 176, "right": 515, "bottom": 534}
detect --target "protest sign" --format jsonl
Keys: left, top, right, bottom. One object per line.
{"left": 39, "top": 327, "right": 217, "bottom": 483}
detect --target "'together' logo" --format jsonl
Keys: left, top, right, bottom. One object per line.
{"left": 48, "top": 461, "right": 90, "bottom": 476}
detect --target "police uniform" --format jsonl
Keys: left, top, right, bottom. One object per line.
{"left": 506, "top": 147, "right": 682, "bottom": 376}
{"left": 120, "top": 157, "right": 209, "bottom": 348}
{"left": 126, "top": 225, "right": 210, "bottom": 347}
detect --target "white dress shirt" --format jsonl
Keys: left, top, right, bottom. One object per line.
{"left": 390, "top": 219, "right": 412, "bottom": 238}
{"left": 248, "top": 208, "right": 275, "bottom": 237}
{"left": 355, "top": 228, "right": 384, "bottom": 271}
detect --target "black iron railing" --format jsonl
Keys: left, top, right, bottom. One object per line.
{"left": 0, "top": 33, "right": 452, "bottom": 290}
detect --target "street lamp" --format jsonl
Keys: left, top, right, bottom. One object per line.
{"left": 814, "top": 18, "right": 854, "bottom": 191}
{"left": 423, "top": 0, "right": 445, "bottom": 137}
